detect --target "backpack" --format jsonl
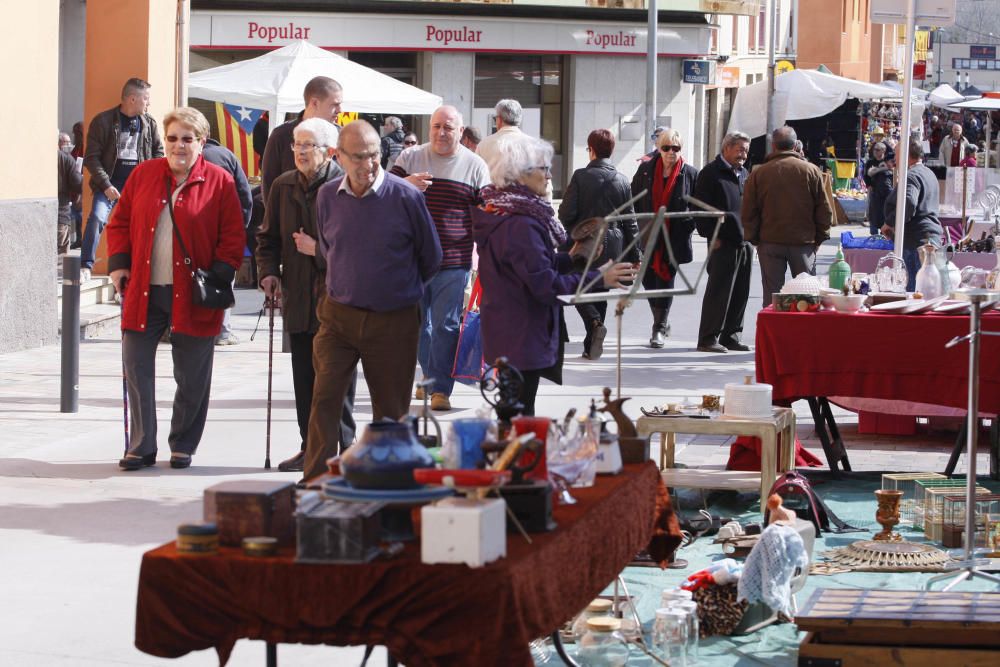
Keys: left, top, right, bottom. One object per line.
{"left": 763, "top": 471, "right": 861, "bottom": 535}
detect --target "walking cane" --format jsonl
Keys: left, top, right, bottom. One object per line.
{"left": 265, "top": 295, "right": 275, "bottom": 469}
{"left": 120, "top": 277, "right": 130, "bottom": 456}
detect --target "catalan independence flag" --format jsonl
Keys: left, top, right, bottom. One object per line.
{"left": 215, "top": 102, "right": 264, "bottom": 179}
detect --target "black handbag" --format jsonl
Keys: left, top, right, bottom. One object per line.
{"left": 166, "top": 180, "right": 235, "bottom": 310}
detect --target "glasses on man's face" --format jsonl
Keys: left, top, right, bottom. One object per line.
{"left": 291, "top": 142, "right": 325, "bottom": 153}
{"left": 660, "top": 145, "right": 682, "bottom": 153}
{"left": 166, "top": 135, "right": 196, "bottom": 144}
{"left": 342, "top": 151, "right": 381, "bottom": 164}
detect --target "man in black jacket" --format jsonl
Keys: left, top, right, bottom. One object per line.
{"left": 882, "top": 140, "right": 943, "bottom": 290}
{"left": 558, "top": 129, "right": 639, "bottom": 359}
{"left": 80, "top": 78, "right": 163, "bottom": 280}
{"left": 695, "top": 132, "right": 753, "bottom": 353}
{"left": 57, "top": 136, "right": 83, "bottom": 255}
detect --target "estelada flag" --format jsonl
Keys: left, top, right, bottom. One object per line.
{"left": 215, "top": 102, "right": 264, "bottom": 178}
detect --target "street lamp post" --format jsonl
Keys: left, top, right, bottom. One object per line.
{"left": 935, "top": 28, "right": 945, "bottom": 87}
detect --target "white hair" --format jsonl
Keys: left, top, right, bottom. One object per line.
{"left": 486, "top": 134, "right": 554, "bottom": 189}
{"left": 294, "top": 117, "right": 339, "bottom": 148}
{"left": 495, "top": 99, "right": 523, "bottom": 127}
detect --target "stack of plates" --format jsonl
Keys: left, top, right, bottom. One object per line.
{"left": 869, "top": 295, "right": 948, "bottom": 315}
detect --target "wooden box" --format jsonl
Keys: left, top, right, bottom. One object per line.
{"left": 296, "top": 496, "right": 384, "bottom": 564}
{"left": 797, "top": 588, "right": 1000, "bottom": 667}
{"left": 204, "top": 480, "right": 295, "bottom": 546}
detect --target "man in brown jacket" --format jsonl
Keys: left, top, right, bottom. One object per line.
{"left": 742, "top": 126, "right": 833, "bottom": 305}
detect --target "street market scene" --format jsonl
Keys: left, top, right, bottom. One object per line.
{"left": 7, "top": 0, "right": 1000, "bottom": 665}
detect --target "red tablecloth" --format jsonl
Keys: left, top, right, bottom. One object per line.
{"left": 134, "top": 463, "right": 673, "bottom": 667}
{"left": 755, "top": 307, "right": 1000, "bottom": 412}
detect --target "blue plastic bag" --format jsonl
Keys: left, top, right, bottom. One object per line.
{"left": 451, "top": 279, "right": 486, "bottom": 385}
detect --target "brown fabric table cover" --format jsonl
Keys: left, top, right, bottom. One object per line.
{"left": 135, "top": 462, "right": 664, "bottom": 666}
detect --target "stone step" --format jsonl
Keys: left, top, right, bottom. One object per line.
{"left": 57, "top": 303, "right": 121, "bottom": 339}
{"left": 55, "top": 276, "right": 117, "bottom": 308}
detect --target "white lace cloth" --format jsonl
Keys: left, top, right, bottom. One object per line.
{"left": 737, "top": 523, "right": 809, "bottom": 616}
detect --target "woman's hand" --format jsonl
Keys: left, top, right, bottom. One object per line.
{"left": 600, "top": 261, "right": 638, "bottom": 289}
{"left": 109, "top": 268, "right": 130, "bottom": 295}
{"left": 292, "top": 228, "right": 317, "bottom": 256}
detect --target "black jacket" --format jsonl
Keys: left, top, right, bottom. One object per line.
{"left": 380, "top": 128, "right": 406, "bottom": 169}
{"left": 260, "top": 112, "right": 304, "bottom": 202}
{"left": 84, "top": 105, "right": 163, "bottom": 193}
{"left": 630, "top": 156, "right": 699, "bottom": 265}
{"left": 692, "top": 155, "right": 746, "bottom": 246}
{"left": 885, "top": 162, "right": 943, "bottom": 250}
{"left": 558, "top": 159, "right": 640, "bottom": 263}
{"left": 57, "top": 150, "right": 83, "bottom": 224}
{"left": 202, "top": 138, "right": 254, "bottom": 227}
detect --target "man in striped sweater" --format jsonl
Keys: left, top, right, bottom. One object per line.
{"left": 392, "top": 105, "right": 490, "bottom": 411}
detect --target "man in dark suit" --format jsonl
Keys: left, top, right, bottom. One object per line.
{"left": 695, "top": 132, "right": 753, "bottom": 354}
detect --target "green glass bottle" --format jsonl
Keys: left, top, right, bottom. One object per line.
{"left": 828, "top": 244, "right": 852, "bottom": 292}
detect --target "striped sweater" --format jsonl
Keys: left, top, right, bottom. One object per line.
{"left": 391, "top": 144, "right": 490, "bottom": 269}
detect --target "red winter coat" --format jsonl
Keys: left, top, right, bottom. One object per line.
{"left": 106, "top": 156, "right": 245, "bottom": 337}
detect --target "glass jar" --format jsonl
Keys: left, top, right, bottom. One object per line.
{"left": 571, "top": 598, "right": 614, "bottom": 643}
{"left": 660, "top": 587, "right": 693, "bottom": 609}
{"left": 667, "top": 599, "right": 700, "bottom": 662}
{"left": 577, "top": 617, "right": 630, "bottom": 667}
{"left": 651, "top": 608, "right": 688, "bottom": 665}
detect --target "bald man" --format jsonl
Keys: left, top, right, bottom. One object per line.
{"left": 391, "top": 105, "right": 490, "bottom": 411}
{"left": 303, "top": 120, "right": 442, "bottom": 480}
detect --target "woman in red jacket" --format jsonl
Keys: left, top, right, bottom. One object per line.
{"left": 106, "top": 107, "right": 245, "bottom": 471}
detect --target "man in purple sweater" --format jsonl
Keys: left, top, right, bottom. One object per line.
{"left": 302, "top": 121, "right": 443, "bottom": 480}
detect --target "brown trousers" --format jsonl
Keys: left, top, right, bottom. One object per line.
{"left": 303, "top": 297, "right": 421, "bottom": 480}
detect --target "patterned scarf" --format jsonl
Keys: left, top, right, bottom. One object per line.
{"left": 480, "top": 183, "right": 567, "bottom": 248}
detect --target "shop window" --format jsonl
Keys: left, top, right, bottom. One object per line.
{"left": 757, "top": 1, "right": 766, "bottom": 52}
{"left": 474, "top": 54, "right": 563, "bottom": 154}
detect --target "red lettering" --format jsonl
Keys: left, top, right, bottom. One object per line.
{"left": 248, "top": 22, "right": 259, "bottom": 39}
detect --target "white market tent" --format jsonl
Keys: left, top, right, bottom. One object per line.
{"left": 727, "top": 69, "right": 911, "bottom": 138}
{"left": 928, "top": 83, "right": 966, "bottom": 108}
{"left": 188, "top": 40, "right": 443, "bottom": 132}
{"left": 946, "top": 95, "right": 1000, "bottom": 169}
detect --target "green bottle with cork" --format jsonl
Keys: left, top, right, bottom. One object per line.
{"left": 828, "top": 244, "right": 852, "bottom": 291}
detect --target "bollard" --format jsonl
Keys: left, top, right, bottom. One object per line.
{"left": 60, "top": 255, "right": 81, "bottom": 413}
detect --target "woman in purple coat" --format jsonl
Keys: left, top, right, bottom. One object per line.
{"left": 472, "top": 135, "right": 636, "bottom": 414}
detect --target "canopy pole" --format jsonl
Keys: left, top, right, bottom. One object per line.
{"left": 646, "top": 0, "right": 657, "bottom": 153}
{"left": 892, "top": 0, "right": 918, "bottom": 259}
{"left": 764, "top": 0, "right": 779, "bottom": 153}
{"left": 175, "top": 0, "right": 190, "bottom": 107}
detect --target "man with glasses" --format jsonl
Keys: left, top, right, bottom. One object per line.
{"left": 261, "top": 76, "right": 343, "bottom": 201}
{"left": 391, "top": 105, "right": 490, "bottom": 411}
{"left": 80, "top": 78, "right": 163, "bottom": 282}
{"left": 695, "top": 132, "right": 753, "bottom": 354}
{"left": 302, "top": 121, "right": 442, "bottom": 480}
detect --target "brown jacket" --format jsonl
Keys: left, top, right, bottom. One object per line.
{"left": 84, "top": 105, "right": 163, "bottom": 193}
{"left": 255, "top": 160, "right": 343, "bottom": 334}
{"left": 742, "top": 151, "right": 833, "bottom": 246}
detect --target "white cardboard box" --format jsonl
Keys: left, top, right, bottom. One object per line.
{"left": 420, "top": 497, "right": 506, "bottom": 568}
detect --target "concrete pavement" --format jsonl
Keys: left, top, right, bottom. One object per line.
{"left": 0, "top": 225, "right": 988, "bottom": 665}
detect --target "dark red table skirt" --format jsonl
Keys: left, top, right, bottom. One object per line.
{"left": 135, "top": 462, "right": 675, "bottom": 666}
{"left": 755, "top": 307, "right": 1000, "bottom": 412}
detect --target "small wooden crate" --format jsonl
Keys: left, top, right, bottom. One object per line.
{"left": 204, "top": 480, "right": 295, "bottom": 546}
{"left": 797, "top": 588, "right": 1000, "bottom": 666}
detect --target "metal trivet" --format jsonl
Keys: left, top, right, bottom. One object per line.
{"left": 822, "top": 540, "right": 953, "bottom": 572}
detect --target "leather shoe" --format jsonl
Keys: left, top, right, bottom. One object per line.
{"left": 170, "top": 453, "right": 192, "bottom": 469}
{"left": 649, "top": 324, "right": 670, "bottom": 348}
{"left": 721, "top": 339, "right": 751, "bottom": 352}
{"left": 415, "top": 385, "right": 425, "bottom": 401}
{"left": 118, "top": 452, "right": 157, "bottom": 471}
{"left": 430, "top": 392, "right": 451, "bottom": 411}
{"left": 697, "top": 342, "right": 728, "bottom": 353}
{"left": 278, "top": 450, "right": 306, "bottom": 472}
{"left": 588, "top": 321, "right": 607, "bottom": 360}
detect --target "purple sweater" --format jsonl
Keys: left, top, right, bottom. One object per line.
{"left": 316, "top": 172, "right": 442, "bottom": 312}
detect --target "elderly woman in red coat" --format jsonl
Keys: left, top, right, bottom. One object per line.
{"left": 107, "top": 107, "right": 244, "bottom": 471}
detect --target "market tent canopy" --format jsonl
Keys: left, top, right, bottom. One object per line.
{"left": 928, "top": 83, "right": 965, "bottom": 108}
{"left": 727, "top": 69, "right": 907, "bottom": 138}
{"left": 188, "top": 40, "right": 443, "bottom": 131}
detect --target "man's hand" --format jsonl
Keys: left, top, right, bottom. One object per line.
{"left": 109, "top": 268, "right": 130, "bottom": 295}
{"left": 103, "top": 185, "right": 121, "bottom": 202}
{"left": 405, "top": 172, "right": 433, "bottom": 192}
{"left": 292, "top": 228, "right": 317, "bottom": 257}
{"left": 599, "top": 261, "right": 638, "bottom": 289}
{"left": 260, "top": 275, "right": 281, "bottom": 300}
{"left": 880, "top": 224, "right": 894, "bottom": 238}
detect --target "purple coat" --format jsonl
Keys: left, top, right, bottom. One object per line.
{"left": 472, "top": 206, "right": 599, "bottom": 372}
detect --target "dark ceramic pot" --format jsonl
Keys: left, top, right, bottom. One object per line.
{"left": 340, "top": 418, "right": 434, "bottom": 490}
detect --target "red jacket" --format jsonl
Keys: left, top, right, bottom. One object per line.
{"left": 106, "top": 156, "right": 245, "bottom": 337}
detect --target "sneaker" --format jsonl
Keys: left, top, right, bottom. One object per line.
{"left": 430, "top": 392, "right": 451, "bottom": 411}
{"left": 588, "top": 321, "right": 607, "bottom": 360}
{"left": 79, "top": 268, "right": 91, "bottom": 283}
{"left": 415, "top": 386, "right": 425, "bottom": 401}
{"left": 215, "top": 333, "right": 239, "bottom": 346}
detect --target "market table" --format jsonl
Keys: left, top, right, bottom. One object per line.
{"left": 844, "top": 247, "right": 996, "bottom": 275}
{"left": 134, "top": 462, "right": 669, "bottom": 667}
{"left": 755, "top": 307, "right": 1000, "bottom": 475}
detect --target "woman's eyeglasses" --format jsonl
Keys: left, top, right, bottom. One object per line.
{"left": 659, "top": 145, "right": 682, "bottom": 153}
{"left": 166, "top": 135, "right": 196, "bottom": 144}
{"left": 291, "top": 142, "right": 325, "bottom": 153}
{"left": 403, "top": 140, "right": 417, "bottom": 146}
{"left": 529, "top": 165, "right": 552, "bottom": 175}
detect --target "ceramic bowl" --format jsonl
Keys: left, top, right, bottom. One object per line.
{"left": 830, "top": 294, "right": 866, "bottom": 313}
{"left": 772, "top": 293, "right": 822, "bottom": 312}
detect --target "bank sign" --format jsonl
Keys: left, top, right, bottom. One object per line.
{"left": 193, "top": 11, "right": 711, "bottom": 57}
{"left": 682, "top": 60, "right": 715, "bottom": 85}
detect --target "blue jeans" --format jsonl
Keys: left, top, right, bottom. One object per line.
{"left": 81, "top": 190, "right": 115, "bottom": 269}
{"left": 418, "top": 268, "right": 469, "bottom": 397}
{"left": 904, "top": 248, "right": 919, "bottom": 292}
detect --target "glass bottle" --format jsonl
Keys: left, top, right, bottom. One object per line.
{"left": 651, "top": 608, "right": 688, "bottom": 666}
{"left": 667, "top": 599, "right": 700, "bottom": 663}
{"left": 915, "top": 242, "right": 944, "bottom": 299}
{"left": 828, "top": 244, "right": 852, "bottom": 291}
